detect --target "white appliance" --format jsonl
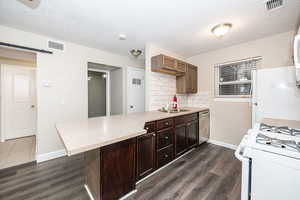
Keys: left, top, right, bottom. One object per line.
{"left": 252, "top": 66, "right": 300, "bottom": 125}
{"left": 294, "top": 34, "right": 300, "bottom": 86}
{"left": 236, "top": 122, "right": 300, "bottom": 200}
{"left": 237, "top": 33, "right": 300, "bottom": 200}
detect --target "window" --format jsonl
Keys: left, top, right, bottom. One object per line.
{"left": 215, "top": 57, "right": 261, "bottom": 98}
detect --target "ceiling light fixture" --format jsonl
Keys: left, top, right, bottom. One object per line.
{"left": 211, "top": 23, "right": 232, "bottom": 38}
{"left": 130, "top": 49, "right": 142, "bottom": 57}
{"left": 17, "top": 0, "right": 41, "bottom": 9}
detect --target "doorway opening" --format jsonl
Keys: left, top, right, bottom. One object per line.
{"left": 88, "top": 69, "right": 110, "bottom": 117}
{"left": 0, "top": 47, "right": 37, "bottom": 170}
{"left": 88, "top": 62, "right": 125, "bottom": 117}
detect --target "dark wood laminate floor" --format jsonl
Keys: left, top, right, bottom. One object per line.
{"left": 0, "top": 143, "right": 241, "bottom": 200}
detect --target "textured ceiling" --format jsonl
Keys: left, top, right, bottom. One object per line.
{"left": 0, "top": 0, "right": 299, "bottom": 57}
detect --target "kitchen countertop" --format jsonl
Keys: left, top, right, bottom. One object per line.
{"left": 56, "top": 107, "right": 209, "bottom": 156}
{"left": 262, "top": 118, "right": 300, "bottom": 129}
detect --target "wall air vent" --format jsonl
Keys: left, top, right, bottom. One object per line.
{"left": 265, "top": 0, "right": 283, "bottom": 11}
{"left": 48, "top": 40, "right": 64, "bottom": 51}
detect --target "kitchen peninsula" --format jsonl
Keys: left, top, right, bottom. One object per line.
{"left": 56, "top": 107, "right": 209, "bottom": 200}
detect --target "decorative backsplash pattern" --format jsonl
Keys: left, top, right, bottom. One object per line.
{"left": 148, "top": 71, "right": 210, "bottom": 110}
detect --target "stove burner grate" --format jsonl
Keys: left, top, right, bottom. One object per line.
{"left": 260, "top": 123, "right": 300, "bottom": 136}
{"left": 256, "top": 133, "right": 300, "bottom": 152}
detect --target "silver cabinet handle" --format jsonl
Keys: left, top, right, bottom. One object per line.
{"left": 152, "top": 133, "right": 156, "bottom": 137}
{"left": 165, "top": 136, "right": 169, "bottom": 140}
{"left": 164, "top": 154, "right": 169, "bottom": 158}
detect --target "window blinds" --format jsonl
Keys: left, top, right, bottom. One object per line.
{"left": 215, "top": 57, "right": 261, "bottom": 97}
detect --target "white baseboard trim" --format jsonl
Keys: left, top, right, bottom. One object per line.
{"left": 36, "top": 149, "right": 66, "bottom": 163}
{"left": 119, "top": 189, "right": 137, "bottom": 200}
{"left": 208, "top": 139, "right": 237, "bottom": 150}
{"left": 84, "top": 184, "right": 95, "bottom": 200}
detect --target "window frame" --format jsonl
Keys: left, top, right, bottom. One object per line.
{"left": 214, "top": 57, "right": 261, "bottom": 99}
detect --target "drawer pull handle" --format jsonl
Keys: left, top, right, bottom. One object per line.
{"left": 145, "top": 127, "right": 149, "bottom": 130}
{"left": 165, "top": 122, "right": 169, "bottom": 125}
{"left": 164, "top": 154, "right": 169, "bottom": 158}
{"left": 152, "top": 133, "right": 156, "bottom": 137}
{"left": 165, "top": 136, "right": 169, "bottom": 140}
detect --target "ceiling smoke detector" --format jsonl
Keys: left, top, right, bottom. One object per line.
{"left": 130, "top": 49, "right": 142, "bottom": 57}
{"left": 17, "top": 0, "right": 41, "bottom": 9}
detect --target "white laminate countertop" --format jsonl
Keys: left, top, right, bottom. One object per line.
{"left": 56, "top": 107, "right": 209, "bottom": 156}
{"left": 262, "top": 118, "right": 300, "bottom": 129}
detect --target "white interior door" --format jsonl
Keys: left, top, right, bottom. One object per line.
{"left": 1, "top": 65, "right": 37, "bottom": 140}
{"left": 127, "top": 67, "right": 145, "bottom": 114}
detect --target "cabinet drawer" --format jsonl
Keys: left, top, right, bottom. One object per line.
{"left": 185, "top": 113, "right": 198, "bottom": 122}
{"left": 157, "top": 128, "right": 174, "bottom": 149}
{"left": 157, "top": 145, "right": 174, "bottom": 168}
{"left": 174, "top": 116, "right": 185, "bottom": 125}
{"left": 157, "top": 118, "right": 173, "bottom": 130}
{"left": 144, "top": 122, "right": 156, "bottom": 133}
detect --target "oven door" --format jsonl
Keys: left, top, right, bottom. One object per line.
{"left": 251, "top": 149, "right": 300, "bottom": 200}
{"left": 235, "top": 135, "right": 251, "bottom": 200}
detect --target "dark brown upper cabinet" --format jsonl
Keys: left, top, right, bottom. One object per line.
{"left": 151, "top": 54, "right": 186, "bottom": 76}
{"left": 176, "top": 64, "right": 198, "bottom": 94}
{"left": 151, "top": 54, "right": 198, "bottom": 94}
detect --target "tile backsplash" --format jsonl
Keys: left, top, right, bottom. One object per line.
{"left": 148, "top": 71, "right": 210, "bottom": 110}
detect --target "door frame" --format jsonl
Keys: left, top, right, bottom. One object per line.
{"left": 88, "top": 68, "right": 110, "bottom": 117}
{"left": 1, "top": 64, "right": 37, "bottom": 142}
{"left": 126, "top": 67, "right": 145, "bottom": 114}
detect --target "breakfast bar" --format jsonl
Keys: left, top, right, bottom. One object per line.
{"left": 56, "top": 107, "right": 209, "bottom": 200}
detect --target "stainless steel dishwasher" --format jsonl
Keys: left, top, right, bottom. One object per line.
{"left": 199, "top": 110, "right": 210, "bottom": 144}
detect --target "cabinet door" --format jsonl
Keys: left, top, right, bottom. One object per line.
{"left": 175, "top": 124, "right": 187, "bottom": 156}
{"left": 191, "top": 65, "right": 198, "bottom": 93}
{"left": 137, "top": 133, "right": 156, "bottom": 180}
{"left": 187, "top": 120, "right": 199, "bottom": 148}
{"left": 187, "top": 65, "right": 198, "bottom": 93}
{"left": 100, "top": 138, "right": 136, "bottom": 200}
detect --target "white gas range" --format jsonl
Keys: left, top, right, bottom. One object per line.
{"left": 235, "top": 119, "right": 300, "bottom": 200}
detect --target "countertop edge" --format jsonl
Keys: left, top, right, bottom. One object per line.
{"left": 57, "top": 107, "right": 209, "bottom": 156}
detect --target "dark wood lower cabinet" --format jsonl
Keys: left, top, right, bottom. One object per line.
{"left": 157, "top": 127, "right": 174, "bottom": 149}
{"left": 175, "top": 124, "right": 187, "bottom": 156}
{"left": 156, "top": 145, "right": 174, "bottom": 168}
{"left": 100, "top": 138, "right": 136, "bottom": 200}
{"left": 85, "top": 112, "right": 205, "bottom": 200}
{"left": 187, "top": 120, "right": 199, "bottom": 148}
{"left": 136, "top": 133, "right": 156, "bottom": 180}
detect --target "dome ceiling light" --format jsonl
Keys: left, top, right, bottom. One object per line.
{"left": 130, "top": 49, "right": 142, "bottom": 57}
{"left": 211, "top": 23, "right": 232, "bottom": 38}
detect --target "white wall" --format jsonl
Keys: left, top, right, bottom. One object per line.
{"left": 145, "top": 43, "right": 188, "bottom": 111}
{"left": 0, "top": 25, "right": 144, "bottom": 156}
{"left": 110, "top": 68, "right": 124, "bottom": 115}
{"left": 187, "top": 30, "right": 296, "bottom": 146}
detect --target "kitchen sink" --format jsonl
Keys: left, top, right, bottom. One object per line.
{"left": 158, "top": 109, "right": 189, "bottom": 113}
